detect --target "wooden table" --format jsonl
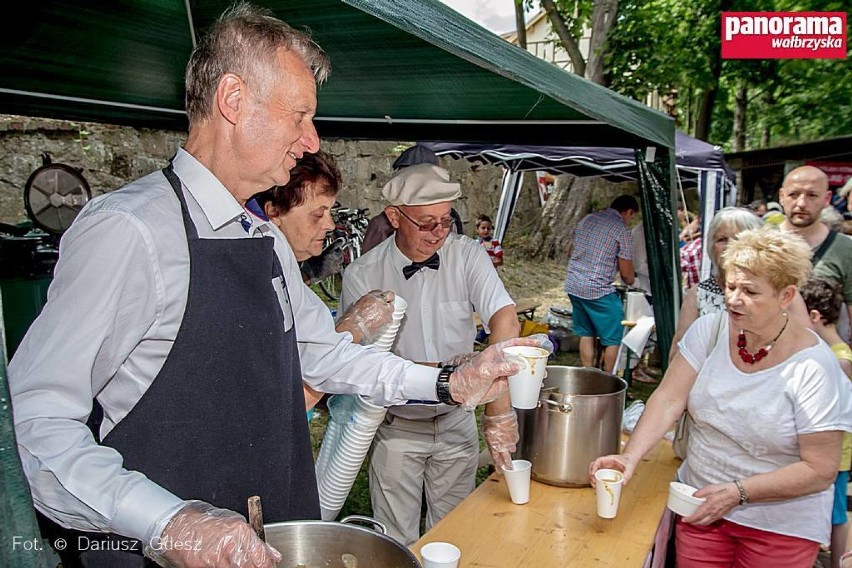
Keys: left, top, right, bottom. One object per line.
{"left": 412, "top": 439, "right": 680, "bottom": 567}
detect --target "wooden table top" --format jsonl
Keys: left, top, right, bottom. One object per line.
{"left": 411, "top": 439, "right": 680, "bottom": 567}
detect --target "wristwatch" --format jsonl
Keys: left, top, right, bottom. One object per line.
{"left": 436, "top": 365, "right": 459, "bottom": 405}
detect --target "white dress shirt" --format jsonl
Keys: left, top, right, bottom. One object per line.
{"left": 339, "top": 233, "right": 514, "bottom": 419}
{"left": 9, "top": 149, "right": 438, "bottom": 542}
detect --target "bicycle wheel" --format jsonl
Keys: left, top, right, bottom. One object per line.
{"left": 318, "top": 272, "right": 342, "bottom": 302}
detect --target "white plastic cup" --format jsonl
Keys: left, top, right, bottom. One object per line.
{"left": 501, "top": 459, "right": 532, "bottom": 505}
{"left": 503, "top": 346, "right": 549, "bottom": 409}
{"left": 393, "top": 294, "right": 408, "bottom": 313}
{"left": 667, "top": 481, "right": 705, "bottom": 516}
{"left": 420, "top": 542, "right": 461, "bottom": 568}
{"left": 594, "top": 468, "right": 624, "bottom": 518}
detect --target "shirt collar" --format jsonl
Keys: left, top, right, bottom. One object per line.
{"left": 172, "top": 148, "right": 252, "bottom": 232}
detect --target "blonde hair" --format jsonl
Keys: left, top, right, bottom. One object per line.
{"left": 721, "top": 228, "right": 812, "bottom": 289}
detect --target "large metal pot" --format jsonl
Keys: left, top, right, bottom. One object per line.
{"left": 264, "top": 515, "right": 421, "bottom": 567}
{"left": 516, "top": 366, "right": 626, "bottom": 487}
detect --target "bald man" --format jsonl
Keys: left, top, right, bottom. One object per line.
{"left": 780, "top": 166, "right": 852, "bottom": 338}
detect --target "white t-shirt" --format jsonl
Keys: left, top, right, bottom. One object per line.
{"left": 678, "top": 313, "right": 852, "bottom": 544}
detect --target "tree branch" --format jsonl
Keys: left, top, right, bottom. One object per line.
{"left": 541, "top": 0, "right": 586, "bottom": 76}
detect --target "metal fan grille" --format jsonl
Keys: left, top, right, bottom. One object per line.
{"left": 24, "top": 164, "right": 91, "bottom": 234}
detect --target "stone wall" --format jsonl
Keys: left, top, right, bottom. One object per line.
{"left": 0, "top": 115, "right": 544, "bottom": 239}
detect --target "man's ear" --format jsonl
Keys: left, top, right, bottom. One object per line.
{"left": 216, "top": 73, "right": 245, "bottom": 126}
{"left": 385, "top": 206, "right": 401, "bottom": 229}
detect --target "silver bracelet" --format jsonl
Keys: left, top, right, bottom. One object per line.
{"left": 733, "top": 479, "right": 749, "bottom": 506}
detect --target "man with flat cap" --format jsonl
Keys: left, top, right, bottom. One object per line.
{"left": 340, "top": 164, "right": 522, "bottom": 545}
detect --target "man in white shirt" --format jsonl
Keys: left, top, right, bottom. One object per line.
{"left": 340, "top": 164, "right": 521, "bottom": 545}
{"left": 8, "top": 6, "right": 535, "bottom": 567}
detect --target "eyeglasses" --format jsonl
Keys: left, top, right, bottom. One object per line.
{"left": 394, "top": 207, "right": 453, "bottom": 232}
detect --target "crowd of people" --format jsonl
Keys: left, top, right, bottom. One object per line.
{"left": 5, "top": 2, "right": 852, "bottom": 568}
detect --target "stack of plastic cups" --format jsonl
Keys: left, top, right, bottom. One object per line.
{"left": 316, "top": 295, "right": 407, "bottom": 520}
{"left": 372, "top": 295, "right": 407, "bottom": 351}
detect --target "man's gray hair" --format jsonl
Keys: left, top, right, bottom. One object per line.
{"left": 185, "top": 2, "right": 330, "bottom": 123}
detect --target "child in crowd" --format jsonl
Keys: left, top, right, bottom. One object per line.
{"left": 800, "top": 277, "right": 852, "bottom": 568}
{"left": 475, "top": 214, "right": 503, "bottom": 268}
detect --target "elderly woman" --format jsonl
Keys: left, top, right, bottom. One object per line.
{"left": 592, "top": 229, "right": 852, "bottom": 567}
{"left": 669, "top": 207, "right": 763, "bottom": 362}
{"left": 255, "top": 151, "right": 394, "bottom": 412}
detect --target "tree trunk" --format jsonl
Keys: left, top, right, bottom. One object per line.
{"left": 695, "top": 1, "right": 730, "bottom": 141}
{"left": 541, "top": 0, "right": 586, "bottom": 76}
{"left": 514, "top": 0, "right": 527, "bottom": 49}
{"left": 733, "top": 84, "right": 747, "bottom": 152}
{"left": 586, "top": 0, "right": 617, "bottom": 85}
{"left": 526, "top": 174, "right": 593, "bottom": 261}
{"left": 761, "top": 90, "right": 774, "bottom": 147}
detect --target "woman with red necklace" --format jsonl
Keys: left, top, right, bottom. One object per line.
{"left": 591, "top": 228, "right": 852, "bottom": 567}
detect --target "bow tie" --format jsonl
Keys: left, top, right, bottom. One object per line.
{"left": 402, "top": 253, "right": 440, "bottom": 279}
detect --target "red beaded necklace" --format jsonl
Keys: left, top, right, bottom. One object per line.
{"left": 737, "top": 316, "right": 789, "bottom": 364}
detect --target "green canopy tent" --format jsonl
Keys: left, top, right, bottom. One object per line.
{"left": 0, "top": 2, "right": 678, "bottom": 565}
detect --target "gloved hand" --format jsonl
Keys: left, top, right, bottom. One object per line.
{"left": 301, "top": 239, "right": 345, "bottom": 286}
{"left": 448, "top": 336, "right": 546, "bottom": 410}
{"left": 482, "top": 410, "right": 519, "bottom": 471}
{"left": 523, "top": 333, "right": 555, "bottom": 356}
{"left": 442, "top": 352, "right": 476, "bottom": 367}
{"left": 336, "top": 290, "right": 395, "bottom": 344}
{"left": 144, "top": 500, "right": 281, "bottom": 567}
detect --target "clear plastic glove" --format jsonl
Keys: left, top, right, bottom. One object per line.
{"left": 449, "top": 336, "right": 545, "bottom": 410}
{"left": 301, "top": 239, "right": 345, "bottom": 285}
{"left": 482, "top": 410, "right": 519, "bottom": 471}
{"left": 442, "top": 352, "right": 476, "bottom": 367}
{"left": 144, "top": 500, "right": 281, "bottom": 567}
{"left": 523, "top": 332, "right": 555, "bottom": 355}
{"left": 336, "top": 290, "right": 395, "bottom": 344}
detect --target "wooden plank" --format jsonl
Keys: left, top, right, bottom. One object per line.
{"left": 411, "top": 439, "right": 680, "bottom": 567}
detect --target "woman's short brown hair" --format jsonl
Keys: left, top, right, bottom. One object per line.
{"left": 255, "top": 150, "right": 342, "bottom": 215}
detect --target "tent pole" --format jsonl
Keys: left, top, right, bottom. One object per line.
{"left": 494, "top": 170, "right": 523, "bottom": 244}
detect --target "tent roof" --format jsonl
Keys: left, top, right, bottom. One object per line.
{"left": 0, "top": 0, "right": 674, "bottom": 149}
{"left": 424, "top": 130, "right": 731, "bottom": 183}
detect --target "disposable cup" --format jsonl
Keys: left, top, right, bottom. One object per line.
{"left": 420, "top": 542, "right": 461, "bottom": 568}
{"left": 667, "top": 482, "right": 705, "bottom": 517}
{"left": 594, "top": 468, "right": 624, "bottom": 518}
{"left": 393, "top": 295, "right": 408, "bottom": 313}
{"left": 503, "top": 346, "right": 549, "bottom": 409}
{"left": 501, "top": 459, "right": 532, "bottom": 505}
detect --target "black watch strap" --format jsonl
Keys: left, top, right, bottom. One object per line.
{"left": 436, "top": 365, "right": 459, "bottom": 405}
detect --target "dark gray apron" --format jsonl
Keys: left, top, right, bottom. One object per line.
{"left": 40, "top": 164, "right": 319, "bottom": 566}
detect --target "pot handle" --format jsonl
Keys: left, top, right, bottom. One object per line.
{"left": 339, "top": 515, "right": 387, "bottom": 535}
{"left": 541, "top": 399, "right": 573, "bottom": 413}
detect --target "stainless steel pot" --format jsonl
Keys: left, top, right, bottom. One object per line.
{"left": 264, "top": 515, "right": 421, "bottom": 568}
{"left": 516, "top": 366, "right": 626, "bottom": 487}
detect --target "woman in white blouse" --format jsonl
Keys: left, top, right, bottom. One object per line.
{"left": 592, "top": 228, "right": 852, "bottom": 567}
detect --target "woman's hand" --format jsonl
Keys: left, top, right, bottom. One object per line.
{"left": 589, "top": 454, "right": 639, "bottom": 486}
{"left": 683, "top": 482, "right": 740, "bottom": 525}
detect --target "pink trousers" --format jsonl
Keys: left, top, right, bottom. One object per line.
{"left": 675, "top": 517, "right": 820, "bottom": 568}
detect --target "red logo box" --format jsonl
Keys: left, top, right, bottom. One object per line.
{"left": 722, "top": 12, "right": 846, "bottom": 59}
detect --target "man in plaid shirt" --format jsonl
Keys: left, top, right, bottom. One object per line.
{"left": 680, "top": 236, "right": 703, "bottom": 289}
{"left": 563, "top": 195, "right": 638, "bottom": 371}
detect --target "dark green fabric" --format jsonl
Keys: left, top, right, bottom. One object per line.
{"left": 636, "top": 149, "right": 680, "bottom": 372}
{"left": 0, "top": 0, "right": 674, "bottom": 148}
{"left": 0, "top": 330, "right": 48, "bottom": 568}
